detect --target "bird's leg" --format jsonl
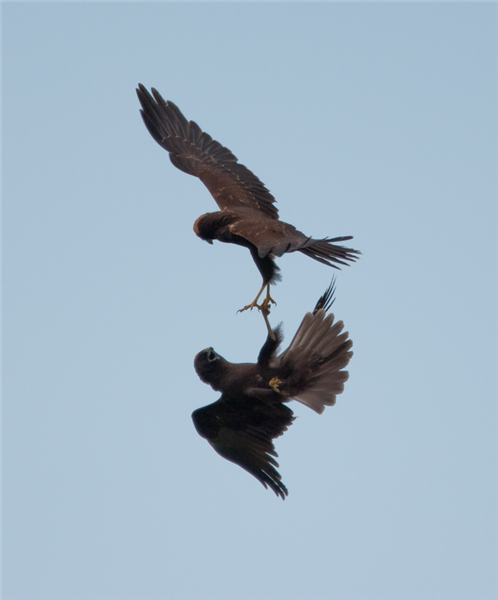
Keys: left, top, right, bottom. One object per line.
{"left": 239, "top": 284, "right": 277, "bottom": 340}
{"left": 259, "top": 284, "right": 277, "bottom": 312}
{"left": 261, "top": 305, "right": 276, "bottom": 341}
{"left": 239, "top": 284, "right": 277, "bottom": 314}
{"left": 238, "top": 282, "right": 267, "bottom": 313}
{"left": 269, "top": 377, "right": 282, "bottom": 393}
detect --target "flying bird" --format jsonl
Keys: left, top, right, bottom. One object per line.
{"left": 136, "top": 84, "right": 360, "bottom": 313}
{"left": 191, "top": 279, "right": 353, "bottom": 499}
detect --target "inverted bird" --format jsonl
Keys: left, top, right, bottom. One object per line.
{"left": 191, "top": 280, "right": 353, "bottom": 499}
{"left": 136, "top": 85, "right": 360, "bottom": 313}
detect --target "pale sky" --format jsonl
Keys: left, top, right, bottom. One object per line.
{"left": 3, "top": 3, "right": 497, "bottom": 599}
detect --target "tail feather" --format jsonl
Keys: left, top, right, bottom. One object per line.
{"left": 299, "top": 237, "right": 360, "bottom": 269}
{"left": 274, "top": 306, "right": 353, "bottom": 414}
{"left": 313, "top": 278, "right": 336, "bottom": 313}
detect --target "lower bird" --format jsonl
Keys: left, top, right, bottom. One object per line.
{"left": 191, "top": 279, "right": 353, "bottom": 499}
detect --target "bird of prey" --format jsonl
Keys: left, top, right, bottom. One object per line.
{"left": 191, "top": 279, "right": 353, "bottom": 499}
{"left": 136, "top": 84, "right": 360, "bottom": 313}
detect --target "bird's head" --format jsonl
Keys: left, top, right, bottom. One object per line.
{"left": 193, "top": 212, "right": 237, "bottom": 244}
{"left": 193, "top": 214, "right": 216, "bottom": 243}
{"left": 194, "top": 347, "right": 226, "bottom": 388}
{"left": 199, "top": 347, "right": 220, "bottom": 363}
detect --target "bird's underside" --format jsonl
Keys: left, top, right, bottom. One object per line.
{"left": 192, "top": 207, "right": 359, "bottom": 337}
{"left": 191, "top": 279, "right": 353, "bottom": 498}
{"left": 136, "top": 84, "right": 361, "bottom": 332}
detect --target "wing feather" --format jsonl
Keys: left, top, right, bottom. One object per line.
{"left": 137, "top": 85, "right": 279, "bottom": 220}
{"left": 192, "top": 396, "right": 294, "bottom": 499}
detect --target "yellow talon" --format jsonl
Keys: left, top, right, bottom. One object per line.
{"left": 238, "top": 283, "right": 277, "bottom": 341}
{"left": 269, "top": 377, "right": 282, "bottom": 392}
{"left": 239, "top": 300, "right": 261, "bottom": 313}
{"left": 260, "top": 285, "right": 276, "bottom": 311}
{"left": 238, "top": 283, "right": 276, "bottom": 313}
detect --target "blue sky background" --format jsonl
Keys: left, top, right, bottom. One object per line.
{"left": 3, "top": 3, "right": 497, "bottom": 599}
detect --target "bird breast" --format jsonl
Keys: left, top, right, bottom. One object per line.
{"left": 221, "top": 364, "right": 264, "bottom": 396}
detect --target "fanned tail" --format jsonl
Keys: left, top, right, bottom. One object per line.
{"left": 274, "top": 283, "right": 353, "bottom": 414}
{"left": 299, "top": 236, "right": 361, "bottom": 269}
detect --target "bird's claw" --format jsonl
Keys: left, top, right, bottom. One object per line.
{"left": 260, "top": 295, "right": 277, "bottom": 312}
{"left": 238, "top": 299, "right": 275, "bottom": 314}
{"left": 237, "top": 285, "right": 276, "bottom": 340}
{"left": 269, "top": 377, "right": 282, "bottom": 393}
{"left": 238, "top": 283, "right": 276, "bottom": 314}
{"left": 238, "top": 300, "right": 262, "bottom": 314}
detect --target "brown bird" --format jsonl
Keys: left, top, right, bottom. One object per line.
{"left": 136, "top": 84, "right": 360, "bottom": 314}
{"left": 191, "top": 279, "right": 353, "bottom": 499}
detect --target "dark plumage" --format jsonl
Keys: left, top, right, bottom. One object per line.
{"left": 136, "top": 84, "right": 361, "bottom": 311}
{"left": 191, "top": 280, "right": 353, "bottom": 499}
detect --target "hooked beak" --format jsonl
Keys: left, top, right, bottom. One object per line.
{"left": 205, "top": 347, "right": 218, "bottom": 362}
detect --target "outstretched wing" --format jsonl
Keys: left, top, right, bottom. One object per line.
{"left": 191, "top": 395, "right": 294, "bottom": 499}
{"left": 137, "top": 85, "right": 279, "bottom": 220}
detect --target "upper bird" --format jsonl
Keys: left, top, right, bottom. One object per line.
{"left": 192, "top": 279, "right": 353, "bottom": 499}
{"left": 136, "top": 84, "right": 360, "bottom": 312}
